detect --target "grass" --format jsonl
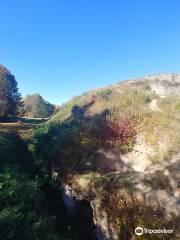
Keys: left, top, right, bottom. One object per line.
{"left": 0, "top": 117, "right": 46, "bottom": 140}
{"left": 50, "top": 82, "right": 155, "bottom": 122}
{"left": 49, "top": 81, "right": 180, "bottom": 166}
{"left": 19, "top": 118, "right": 47, "bottom": 124}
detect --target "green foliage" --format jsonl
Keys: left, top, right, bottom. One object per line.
{"left": 0, "top": 131, "right": 65, "bottom": 240}
{"left": 0, "top": 65, "right": 21, "bottom": 117}
{"left": 0, "top": 169, "right": 59, "bottom": 240}
{"left": 97, "top": 89, "right": 113, "bottom": 99}
{"left": 175, "top": 102, "right": 180, "bottom": 109}
{"left": 0, "top": 132, "right": 33, "bottom": 172}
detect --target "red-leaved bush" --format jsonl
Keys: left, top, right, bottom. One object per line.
{"left": 92, "top": 117, "right": 137, "bottom": 153}
{"left": 106, "top": 118, "right": 137, "bottom": 152}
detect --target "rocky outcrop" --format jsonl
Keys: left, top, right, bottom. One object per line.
{"left": 65, "top": 147, "right": 180, "bottom": 239}
{"left": 144, "top": 73, "right": 180, "bottom": 97}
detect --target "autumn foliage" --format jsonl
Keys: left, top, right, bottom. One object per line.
{"left": 89, "top": 111, "right": 137, "bottom": 153}
{"left": 103, "top": 118, "right": 137, "bottom": 153}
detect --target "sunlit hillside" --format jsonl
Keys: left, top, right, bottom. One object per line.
{"left": 43, "top": 74, "right": 180, "bottom": 239}
{"left": 1, "top": 70, "right": 180, "bottom": 239}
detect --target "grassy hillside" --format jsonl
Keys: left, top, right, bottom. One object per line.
{"left": 33, "top": 74, "right": 180, "bottom": 239}
{"left": 1, "top": 74, "right": 180, "bottom": 239}
{"left": 50, "top": 74, "right": 180, "bottom": 164}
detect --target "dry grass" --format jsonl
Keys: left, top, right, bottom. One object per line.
{"left": 0, "top": 122, "right": 37, "bottom": 140}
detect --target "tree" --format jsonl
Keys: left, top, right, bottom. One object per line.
{"left": 20, "top": 94, "right": 55, "bottom": 118}
{"left": 0, "top": 65, "right": 21, "bottom": 117}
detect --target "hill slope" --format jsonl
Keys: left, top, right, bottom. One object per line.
{"left": 2, "top": 74, "right": 179, "bottom": 239}
{"left": 43, "top": 74, "right": 180, "bottom": 239}
{"left": 51, "top": 73, "right": 180, "bottom": 121}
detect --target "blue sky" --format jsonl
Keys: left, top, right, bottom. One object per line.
{"left": 0, "top": 0, "right": 180, "bottom": 104}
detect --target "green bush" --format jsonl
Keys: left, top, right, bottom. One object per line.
{"left": 0, "top": 169, "right": 59, "bottom": 240}
{"left": 175, "top": 102, "right": 180, "bottom": 109}
{"left": 97, "top": 89, "right": 113, "bottom": 99}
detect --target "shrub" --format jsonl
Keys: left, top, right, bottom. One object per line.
{"left": 91, "top": 112, "right": 137, "bottom": 153}
{"left": 103, "top": 117, "right": 137, "bottom": 153}
{"left": 97, "top": 89, "right": 113, "bottom": 99}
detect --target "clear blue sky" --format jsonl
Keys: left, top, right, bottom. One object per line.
{"left": 0, "top": 0, "right": 180, "bottom": 104}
